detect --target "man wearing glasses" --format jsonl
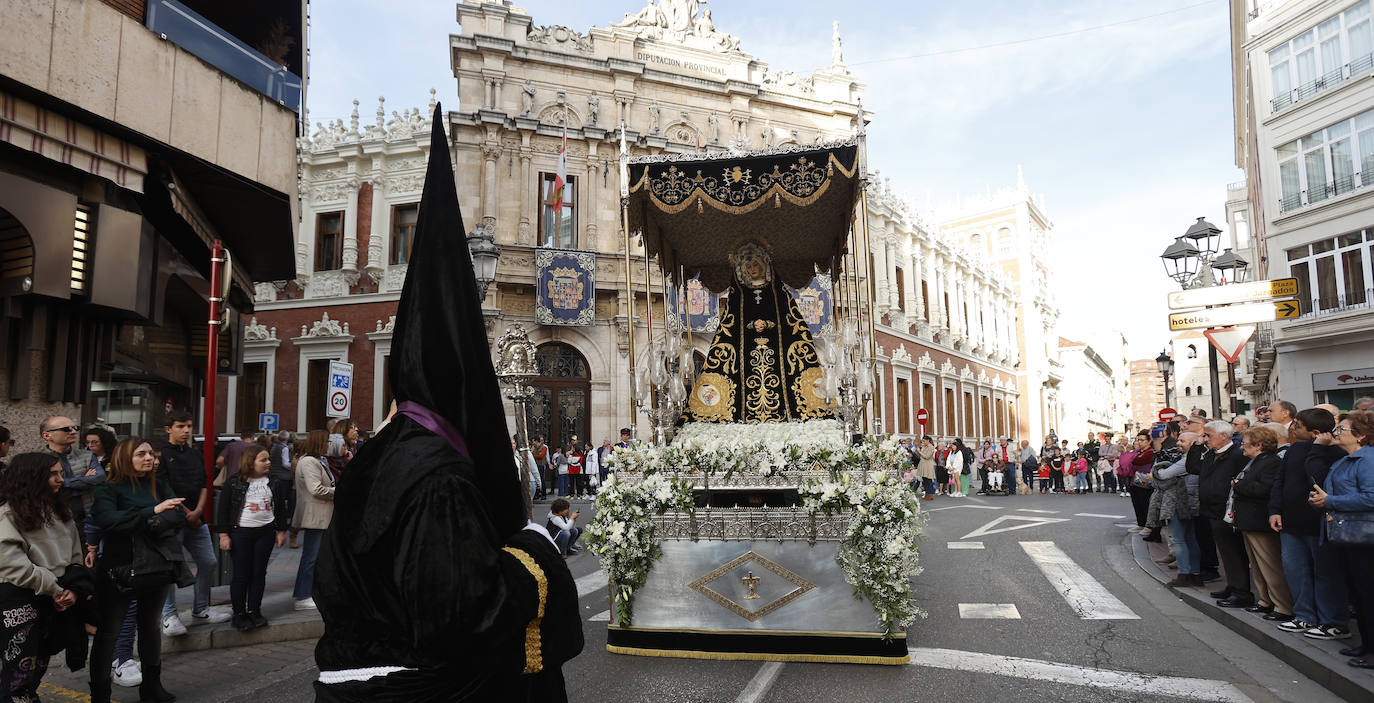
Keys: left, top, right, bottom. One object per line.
{"left": 39, "top": 416, "right": 105, "bottom": 540}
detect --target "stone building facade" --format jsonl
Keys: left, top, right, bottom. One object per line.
{"left": 236, "top": 0, "right": 1045, "bottom": 447}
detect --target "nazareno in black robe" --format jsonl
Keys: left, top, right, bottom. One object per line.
{"left": 312, "top": 104, "right": 582, "bottom": 702}
{"left": 312, "top": 417, "right": 583, "bottom": 701}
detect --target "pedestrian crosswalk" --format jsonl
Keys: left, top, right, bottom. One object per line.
{"left": 949, "top": 538, "right": 1139, "bottom": 621}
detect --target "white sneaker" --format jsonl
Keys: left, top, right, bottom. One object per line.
{"left": 112, "top": 659, "right": 142, "bottom": 687}
{"left": 1126, "top": 526, "right": 1143, "bottom": 533}
{"left": 192, "top": 606, "right": 232, "bottom": 624}
{"left": 161, "top": 614, "right": 187, "bottom": 637}
{"left": 294, "top": 597, "right": 317, "bottom": 611}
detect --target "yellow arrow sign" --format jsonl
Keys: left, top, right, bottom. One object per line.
{"left": 1167, "top": 278, "right": 1299, "bottom": 310}
{"left": 1168, "top": 301, "right": 1301, "bottom": 331}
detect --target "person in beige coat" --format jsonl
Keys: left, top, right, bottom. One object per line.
{"left": 291, "top": 430, "right": 335, "bottom": 611}
{"left": 0, "top": 453, "right": 83, "bottom": 700}
{"left": 916, "top": 436, "right": 937, "bottom": 500}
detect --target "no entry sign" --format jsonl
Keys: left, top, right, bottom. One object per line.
{"left": 1158, "top": 408, "right": 1178, "bottom": 422}
{"left": 326, "top": 360, "right": 354, "bottom": 419}
{"left": 916, "top": 408, "right": 929, "bottom": 426}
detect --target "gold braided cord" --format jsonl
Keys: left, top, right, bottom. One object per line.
{"left": 606, "top": 645, "right": 910, "bottom": 666}
{"left": 501, "top": 546, "right": 547, "bottom": 674}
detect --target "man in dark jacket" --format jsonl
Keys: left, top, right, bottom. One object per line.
{"left": 1183, "top": 416, "right": 1220, "bottom": 582}
{"left": 157, "top": 411, "right": 232, "bottom": 634}
{"left": 1268, "top": 408, "right": 1349, "bottom": 638}
{"left": 1192, "top": 420, "right": 1252, "bottom": 607}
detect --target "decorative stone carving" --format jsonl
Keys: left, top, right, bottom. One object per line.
{"left": 587, "top": 91, "right": 600, "bottom": 126}
{"left": 375, "top": 316, "right": 397, "bottom": 334}
{"left": 244, "top": 317, "right": 277, "bottom": 342}
{"left": 614, "top": 316, "right": 630, "bottom": 357}
{"left": 708, "top": 111, "right": 720, "bottom": 144}
{"left": 648, "top": 102, "right": 661, "bottom": 135}
{"left": 253, "top": 282, "right": 284, "bottom": 303}
{"left": 612, "top": 1, "right": 741, "bottom": 52}
{"left": 917, "top": 352, "right": 935, "bottom": 370}
{"left": 521, "top": 80, "right": 536, "bottom": 116}
{"left": 665, "top": 121, "right": 698, "bottom": 144}
{"left": 940, "top": 360, "right": 957, "bottom": 376}
{"left": 387, "top": 173, "right": 426, "bottom": 194}
{"left": 527, "top": 24, "right": 594, "bottom": 52}
{"left": 299, "top": 312, "right": 349, "bottom": 338}
{"left": 977, "top": 369, "right": 990, "bottom": 384}
{"left": 891, "top": 344, "right": 912, "bottom": 364}
{"left": 538, "top": 104, "right": 582, "bottom": 128}
{"left": 382, "top": 265, "right": 408, "bottom": 293}
{"left": 960, "top": 365, "right": 974, "bottom": 380}
{"left": 304, "top": 270, "right": 358, "bottom": 299}
{"left": 761, "top": 70, "right": 815, "bottom": 95}
{"left": 311, "top": 181, "right": 353, "bottom": 204}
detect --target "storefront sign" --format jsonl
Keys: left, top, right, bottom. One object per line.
{"left": 1312, "top": 367, "right": 1374, "bottom": 392}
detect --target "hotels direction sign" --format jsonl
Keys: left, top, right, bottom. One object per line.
{"left": 1168, "top": 301, "right": 1300, "bottom": 331}
{"left": 1167, "top": 278, "right": 1299, "bottom": 310}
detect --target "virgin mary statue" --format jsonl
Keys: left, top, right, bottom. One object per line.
{"left": 683, "top": 240, "right": 835, "bottom": 424}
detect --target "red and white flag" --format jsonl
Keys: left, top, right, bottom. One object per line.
{"left": 552, "top": 110, "right": 568, "bottom": 213}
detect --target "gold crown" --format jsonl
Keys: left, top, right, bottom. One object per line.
{"left": 549, "top": 266, "right": 579, "bottom": 278}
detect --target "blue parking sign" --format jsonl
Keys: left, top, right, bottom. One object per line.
{"left": 259, "top": 413, "right": 279, "bottom": 432}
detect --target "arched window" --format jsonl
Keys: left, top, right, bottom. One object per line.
{"left": 1187, "top": 344, "right": 1197, "bottom": 359}
{"left": 996, "top": 227, "right": 1014, "bottom": 256}
{"left": 1185, "top": 387, "right": 1192, "bottom": 397}
{"left": 969, "top": 233, "right": 983, "bottom": 252}
{"left": 528, "top": 343, "right": 591, "bottom": 452}
{"left": 1197, "top": 386, "right": 1204, "bottom": 396}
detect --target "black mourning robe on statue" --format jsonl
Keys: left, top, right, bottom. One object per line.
{"left": 682, "top": 273, "right": 834, "bottom": 423}
{"left": 313, "top": 105, "right": 582, "bottom": 702}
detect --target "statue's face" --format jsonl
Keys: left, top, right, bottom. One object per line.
{"left": 745, "top": 257, "right": 764, "bottom": 281}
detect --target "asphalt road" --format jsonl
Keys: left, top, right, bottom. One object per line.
{"left": 39, "top": 492, "right": 1346, "bottom": 702}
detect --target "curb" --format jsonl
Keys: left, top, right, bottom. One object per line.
{"left": 1128, "top": 533, "right": 1374, "bottom": 703}
{"left": 161, "top": 613, "right": 323, "bottom": 654}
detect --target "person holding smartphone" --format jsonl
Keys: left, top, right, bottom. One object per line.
{"left": 545, "top": 499, "right": 582, "bottom": 556}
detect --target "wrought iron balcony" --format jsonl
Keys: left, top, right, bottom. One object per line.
{"left": 1271, "top": 53, "right": 1374, "bottom": 114}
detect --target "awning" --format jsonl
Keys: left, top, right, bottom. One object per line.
{"left": 625, "top": 139, "right": 860, "bottom": 291}
{"left": 0, "top": 89, "right": 147, "bottom": 192}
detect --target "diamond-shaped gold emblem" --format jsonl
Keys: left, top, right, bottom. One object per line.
{"left": 688, "top": 551, "right": 816, "bottom": 622}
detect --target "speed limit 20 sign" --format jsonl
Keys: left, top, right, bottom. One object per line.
{"left": 326, "top": 360, "right": 354, "bottom": 419}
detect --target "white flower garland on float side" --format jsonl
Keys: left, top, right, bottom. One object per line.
{"left": 583, "top": 471, "right": 693, "bottom": 627}
{"left": 799, "top": 467, "right": 927, "bottom": 639}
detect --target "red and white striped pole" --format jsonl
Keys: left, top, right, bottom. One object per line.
{"left": 202, "top": 239, "right": 225, "bottom": 524}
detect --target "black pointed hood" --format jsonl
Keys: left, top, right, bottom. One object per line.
{"left": 387, "top": 104, "right": 524, "bottom": 536}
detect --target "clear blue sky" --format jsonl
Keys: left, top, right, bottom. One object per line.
{"left": 308, "top": 0, "right": 1240, "bottom": 358}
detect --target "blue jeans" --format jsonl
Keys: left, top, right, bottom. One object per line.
{"left": 557, "top": 474, "right": 570, "bottom": 496}
{"left": 1100, "top": 472, "right": 1117, "bottom": 492}
{"left": 921, "top": 477, "right": 936, "bottom": 496}
{"left": 553, "top": 527, "right": 582, "bottom": 554}
{"left": 113, "top": 602, "right": 137, "bottom": 666}
{"left": 163, "top": 523, "right": 217, "bottom": 617}
{"left": 293, "top": 528, "right": 324, "bottom": 600}
{"left": 1280, "top": 532, "right": 1348, "bottom": 627}
{"left": 1168, "top": 517, "right": 1201, "bottom": 575}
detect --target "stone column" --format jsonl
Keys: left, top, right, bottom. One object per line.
{"left": 519, "top": 144, "right": 533, "bottom": 245}
{"left": 342, "top": 176, "right": 361, "bottom": 275}
{"left": 585, "top": 142, "right": 600, "bottom": 249}
{"left": 481, "top": 142, "right": 502, "bottom": 222}
{"left": 367, "top": 173, "right": 389, "bottom": 281}
{"left": 911, "top": 242, "right": 926, "bottom": 335}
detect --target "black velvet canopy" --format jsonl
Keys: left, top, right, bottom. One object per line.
{"left": 625, "top": 140, "right": 860, "bottom": 291}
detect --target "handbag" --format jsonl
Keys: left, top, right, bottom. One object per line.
{"left": 1325, "top": 511, "right": 1374, "bottom": 545}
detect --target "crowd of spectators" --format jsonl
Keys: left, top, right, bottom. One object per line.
{"left": 0, "top": 412, "right": 350, "bottom": 701}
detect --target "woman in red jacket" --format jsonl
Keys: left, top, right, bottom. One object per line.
{"left": 565, "top": 441, "right": 586, "bottom": 498}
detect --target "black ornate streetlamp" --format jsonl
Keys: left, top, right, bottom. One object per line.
{"left": 467, "top": 216, "right": 500, "bottom": 300}
{"left": 1155, "top": 349, "right": 1174, "bottom": 409}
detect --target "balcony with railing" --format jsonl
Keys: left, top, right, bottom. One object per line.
{"left": 1271, "top": 53, "right": 1374, "bottom": 114}
{"left": 1299, "top": 288, "right": 1374, "bottom": 319}
{"left": 1280, "top": 172, "right": 1365, "bottom": 214}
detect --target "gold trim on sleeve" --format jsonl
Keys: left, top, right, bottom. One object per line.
{"left": 502, "top": 546, "right": 547, "bottom": 674}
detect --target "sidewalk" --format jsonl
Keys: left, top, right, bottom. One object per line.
{"left": 1130, "top": 531, "right": 1374, "bottom": 703}
{"left": 159, "top": 539, "right": 321, "bottom": 654}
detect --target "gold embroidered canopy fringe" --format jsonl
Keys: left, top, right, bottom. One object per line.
{"left": 625, "top": 140, "right": 860, "bottom": 292}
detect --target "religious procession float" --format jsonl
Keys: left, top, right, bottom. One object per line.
{"left": 584, "top": 121, "right": 925, "bottom": 665}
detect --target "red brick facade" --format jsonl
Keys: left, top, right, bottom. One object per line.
{"left": 874, "top": 329, "right": 1023, "bottom": 442}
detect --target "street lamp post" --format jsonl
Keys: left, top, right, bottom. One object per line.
{"left": 467, "top": 216, "right": 500, "bottom": 301}
{"left": 1155, "top": 349, "right": 1174, "bottom": 410}
{"left": 1210, "top": 248, "right": 1251, "bottom": 415}
{"left": 1159, "top": 216, "right": 1236, "bottom": 419}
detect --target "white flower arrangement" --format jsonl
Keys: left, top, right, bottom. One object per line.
{"left": 605, "top": 421, "right": 908, "bottom": 478}
{"left": 800, "top": 471, "right": 927, "bottom": 639}
{"left": 584, "top": 472, "right": 693, "bottom": 627}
